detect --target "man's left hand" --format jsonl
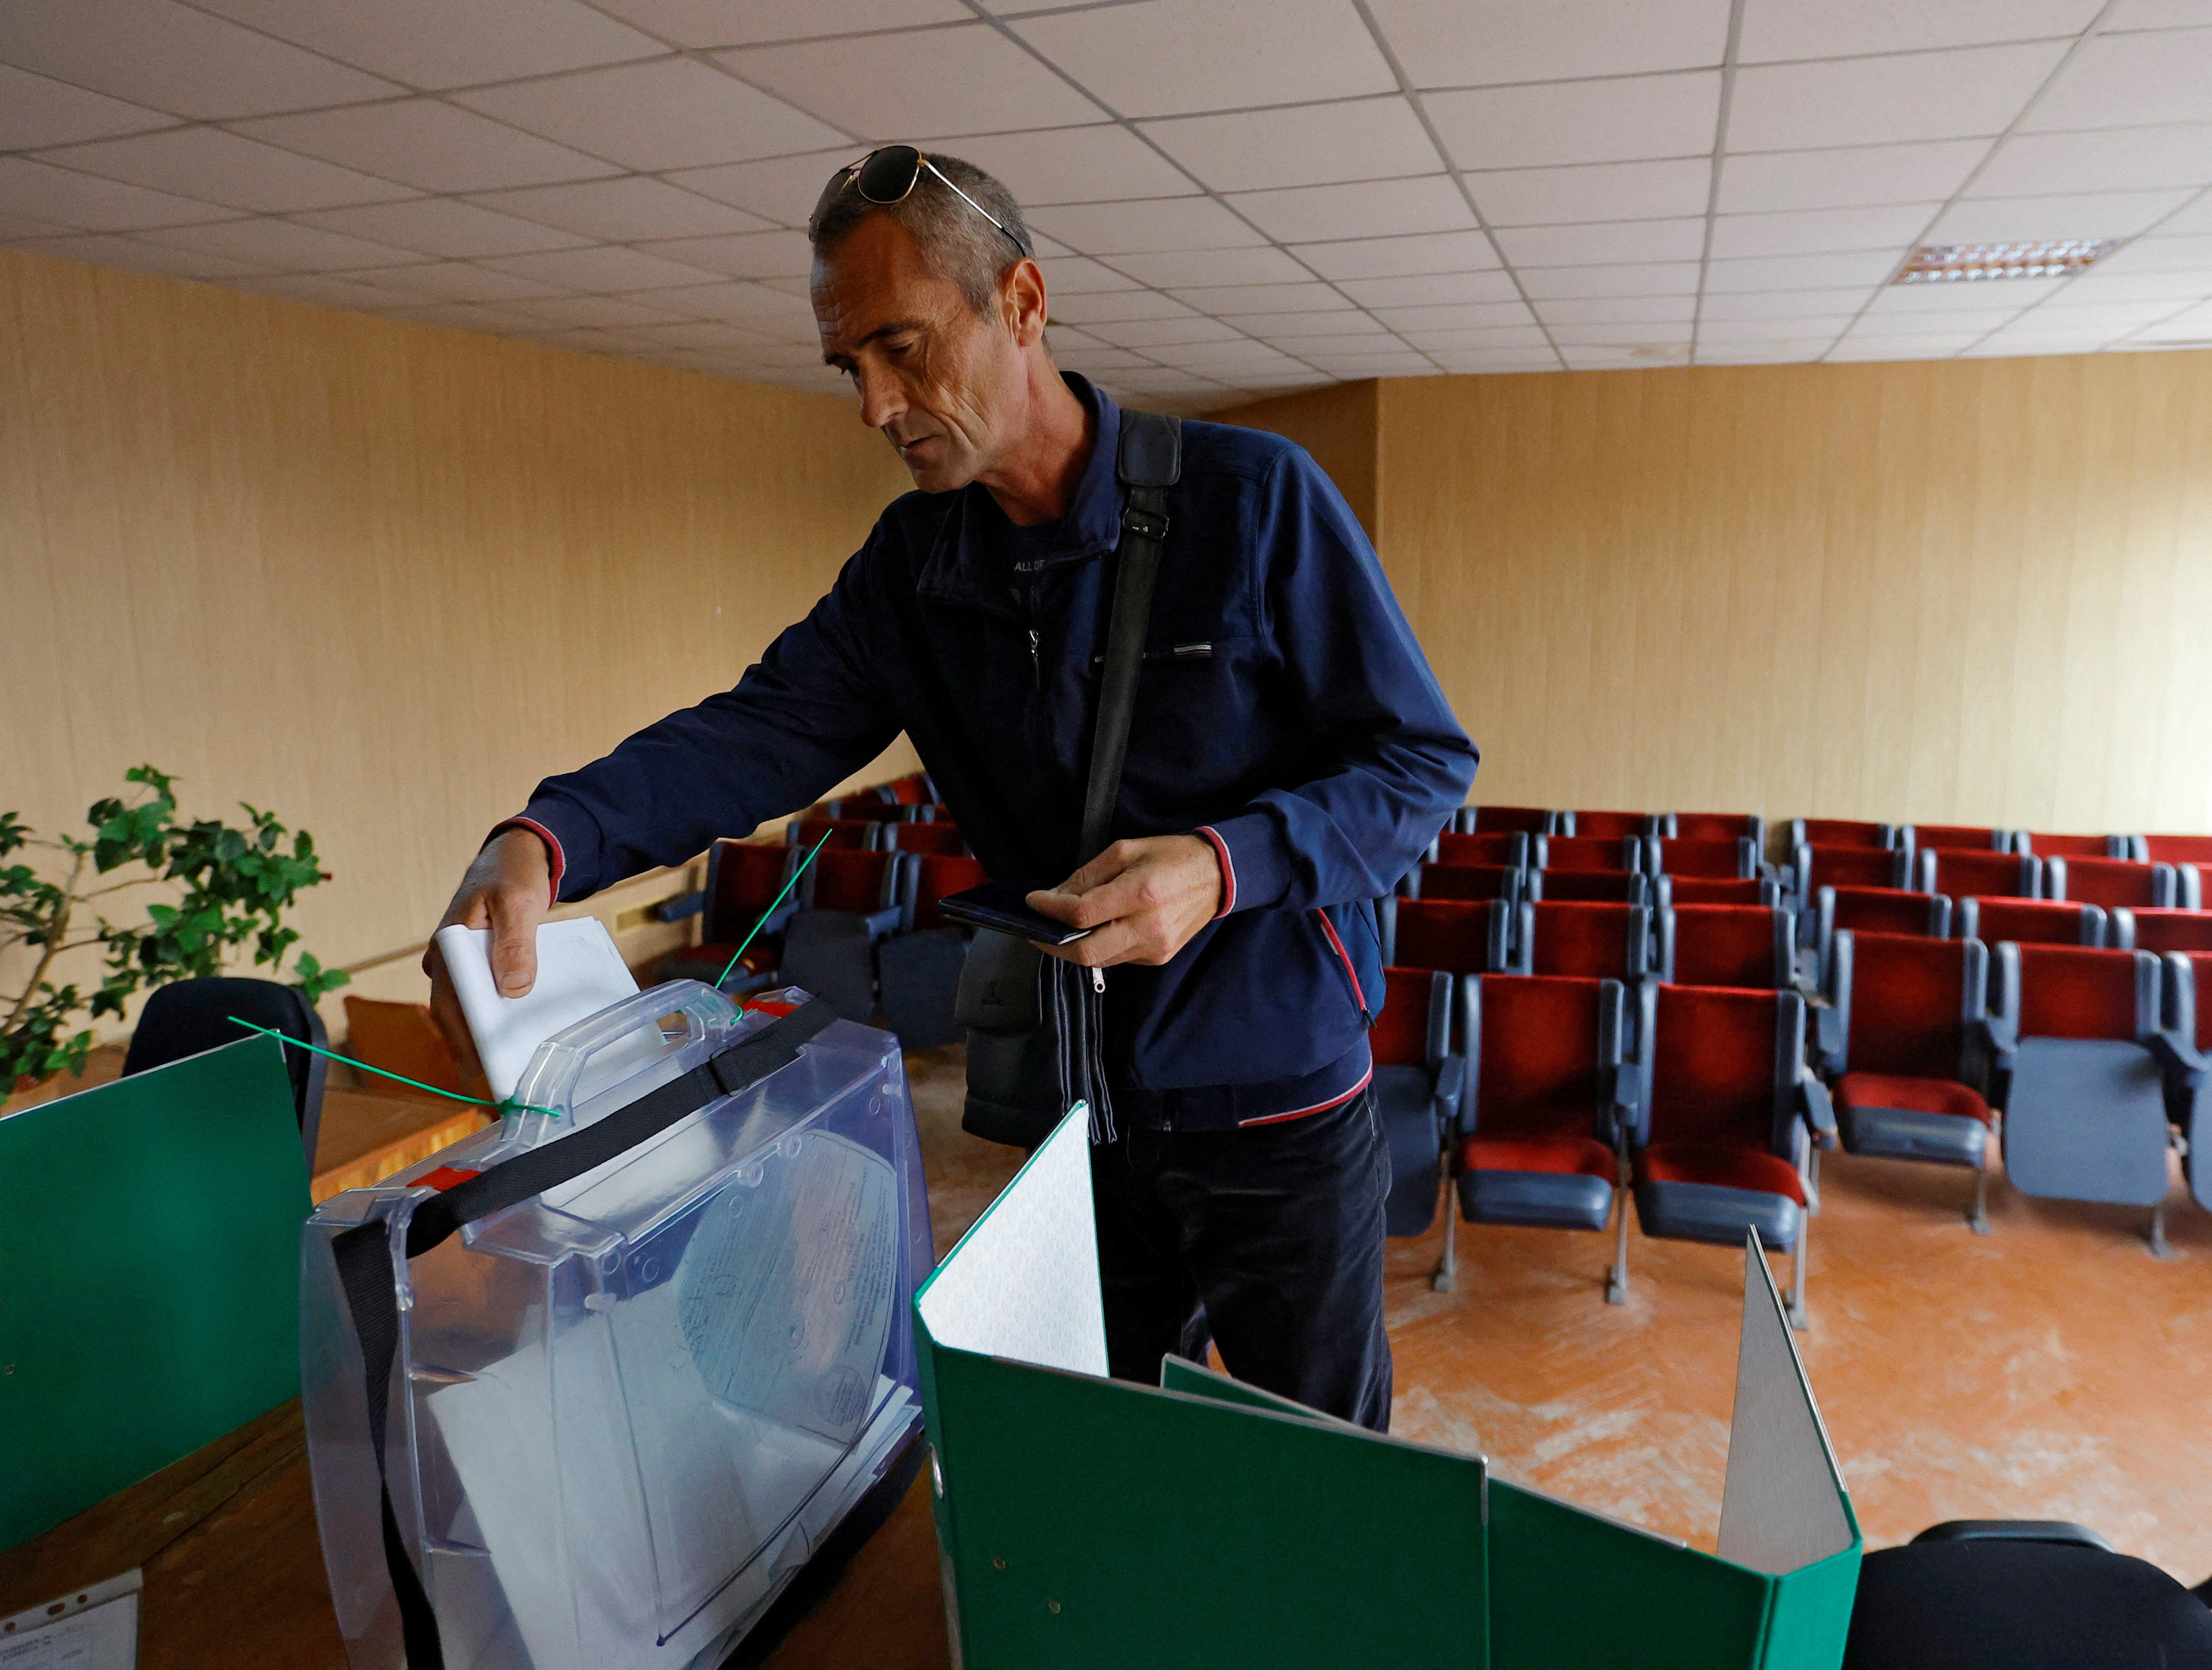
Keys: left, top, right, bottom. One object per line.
{"left": 1026, "top": 835, "right": 1222, "bottom": 968}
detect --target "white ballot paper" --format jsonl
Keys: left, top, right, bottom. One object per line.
{"left": 0, "top": 1570, "right": 140, "bottom": 1670}
{"left": 435, "top": 918, "right": 641, "bottom": 1100}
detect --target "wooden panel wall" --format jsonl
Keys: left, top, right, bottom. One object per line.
{"left": 0, "top": 249, "right": 916, "bottom": 1031}
{"left": 1222, "top": 354, "right": 2212, "bottom": 839}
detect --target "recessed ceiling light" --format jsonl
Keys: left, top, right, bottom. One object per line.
{"left": 1894, "top": 240, "right": 2117, "bottom": 283}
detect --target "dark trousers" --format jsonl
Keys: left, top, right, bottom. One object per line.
{"left": 1089, "top": 1088, "right": 1394, "bottom": 1431}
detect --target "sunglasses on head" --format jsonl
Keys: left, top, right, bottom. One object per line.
{"left": 813, "top": 145, "right": 1032, "bottom": 259}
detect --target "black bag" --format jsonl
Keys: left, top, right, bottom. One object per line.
{"left": 955, "top": 408, "right": 1181, "bottom": 1149}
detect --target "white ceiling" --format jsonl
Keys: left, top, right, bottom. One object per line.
{"left": 5, "top": 0, "right": 2212, "bottom": 411}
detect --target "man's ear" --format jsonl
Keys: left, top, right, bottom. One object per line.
{"left": 1002, "top": 257, "right": 1048, "bottom": 348}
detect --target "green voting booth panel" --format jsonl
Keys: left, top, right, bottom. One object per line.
{"left": 0, "top": 1036, "right": 308, "bottom": 1551}
{"left": 917, "top": 1107, "right": 1860, "bottom": 1670}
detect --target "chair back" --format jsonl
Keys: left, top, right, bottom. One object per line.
{"left": 2112, "top": 908, "right": 2212, "bottom": 956}
{"left": 1670, "top": 812, "right": 1765, "bottom": 845}
{"left": 1433, "top": 830, "right": 1527, "bottom": 868}
{"left": 884, "top": 821, "right": 968, "bottom": 857}
{"left": 786, "top": 817, "right": 880, "bottom": 851}
{"left": 1464, "top": 974, "right": 1620, "bottom": 1143}
{"left": 1903, "top": 824, "right": 2007, "bottom": 852}
{"left": 1652, "top": 836, "right": 1757, "bottom": 880}
{"left": 1528, "top": 869, "right": 1650, "bottom": 905}
{"left": 1417, "top": 861, "right": 1520, "bottom": 904}
{"left": 1564, "top": 810, "right": 1649, "bottom": 841}
{"left": 1997, "top": 944, "right": 2160, "bottom": 1043}
{"left": 2045, "top": 855, "right": 2171, "bottom": 910}
{"left": 910, "top": 854, "right": 990, "bottom": 931}
{"left": 1641, "top": 984, "right": 1804, "bottom": 1159}
{"left": 1454, "top": 804, "right": 1551, "bottom": 835}
{"left": 1958, "top": 897, "right": 2104, "bottom": 948}
{"left": 1828, "top": 931, "right": 1983, "bottom": 1083}
{"left": 1382, "top": 897, "right": 1486, "bottom": 975}
{"left": 703, "top": 840, "right": 799, "bottom": 941}
{"left": 804, "top": 849, "right": 900, "bottom": 914}
{"left": 1795, "top": 843, "right": 1909, "bottom": 894}
{"left": 1532, "top": 834, "right": 1641, "bottom": 873}
{"left": 124, "top": 976, "right": 327, "bottom": 1163}
{"left": 1668, "top": 904, "right": 1792, "bottom": 991}
{"left": 1374, "top": 967, "right": 1451, "bottom": 1068}
{"left": 1918, "top": 848, "right": 2039, "bottom": 901}
{"left": 1787, "top": 818, "right": 1894, "bottom": 850}
{"left": 1524, "top": 902, "right": 1651, "bottom": 981}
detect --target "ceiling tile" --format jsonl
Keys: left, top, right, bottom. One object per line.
{"left": 137, "top": 216, "right": 422, "bottom": 271}
{"left": 189, "top": 0, "right": 664, "bottom": 88}
{"left": 1104, "top": 247, "right": 1311, "bottom": 287}
{"left": 1695, "top": 316, "right": 1850, "bottom": 343}
{"left": 1138, "top": 97, "right": 1439, "bottom": 195}
{"left": 1009, "top": 0, "right": 1396, "bottom": 119}
{"left": 230, "top": 271, "right": 420, "bottom": 309}
{"left": 2084, "top": 232, "right": 2212, "bottom": 274}
{"left": 1694, "top": 341, "right": 1832, "bottom": 361}
{"left": 1368, "top": 299, "right": 1538, "bottom": 329}
{"left": 1427, "top": 72, "right": 1721, "bottom": 172}
{"left": 470, "top": 178, "right": 773, "bottom": 241}
{"left": 662, "top": 149, "right": 855, "bottom": 224}
{"left": 635, "top": 279, "right": 815, "bottom": 323}
{"left": 1547, "top": 321, "right": 1694, "bottom": 345}
{"left": 1430, "top": 351, "right": 1562, "bottom": 372}
{"left": 1166, "top": 282, "right": 1354, "bottom": 313}
{"left": 1290, "top": 229, "right": 1500, "bottom": 280}
{"left": 719, "top": 24, "right": 1099, "bottom": 138}
{"left": 1037, "top": 254, "right": 1143, "bottom": 293}
{"left": 1043, "top": 289, "right": 1201, "bottom": 324}
{"left": 481, "top": 244, "right": 728, "bottom": 290}
{"left": 1737, "top": 0, "right": 2101, "bottom": 63}
{"left": 456, "top": 58, "right": 849, "bottom": 173}
{"left": 1056, "top": 347, "right": 1161, "bottom": 372}
{"left": 1492, "top": 217, "right": 1705, "bottom": 265}
{"left": 1843, "top": 311, "right": 2015, "bottom": 335}
{"left": 1559, "top": 345, "right": 1688, "bottom": 366}
{"left": 1467, "top": 158, "right": 1712, "bottom": 224}
{"left": 2043, "top": 270, "right": 2212, "bottom": 302}
{"left": 2023, "top": 28, "right": 2212, "bottom": 130}
{"left": 1728, "top": 44, "right": 2067, "bottom": 152}
{"left": 588, "top": 0, "right": 968, "bottom": 47}
{"left": 1823, "top": 341, "right": 1958, "bottom": 361}
{"left": 1715, "top": 139, "right": 1986, "bottom": 215}
{"left": 2135, "top": 296, "right": 2212, "bottom": 331}
{"left": 1519, "top": 261, "right": 1700, "bottom": 299}
{"left": 1225, "top": 310, "right": 1391, "bottom": 337}
{"left": 625, "top": 319, "right": 777, "bottom": 348}
{"left": 352, "top": 260, "right": 571, "bottom": 300}
{"left": 1396, "top": 324, "right": 1551, "bottom": 349}
{"left": 1703, "top": 248, "right": 1908, "bottom": 290}
{"left": 1929, "top": 190, "right": 2197, "bottom": 242}
{"left": 2108, "top": 0, "right": 2212, "bottom": 24}
{"left": 1251, "top": 330, "right": 1412, "bottom": 353}
{"left": 510, "top": 294, "right": 690, "bottom": 328}
{"left": 1708, "top": 203, "right": 1934, "bottom": 260}
{"left": 1337, "top": 269, "right": 1520, "bottom": 307}
{"left": 4, "top": 230, "right": 266, "bottom": 277}
{"left": 234, "top": 102, "right": 623, "bottom": 193}
{"left": 1169, "top": 341, "right": 1315, "bottom": 372}
{"left": 634, "top": 229, "right": 812, "bottom": 278}
{"left": 1298, "top": 351, "right": 1438, "bottom": 373}
{"left": 1865, "top": 278, "right": 2066, "bottom": 310}
{"left": 374, "top": 299, "right": 539, "bottom": 332}
{"left": 1089, "top": 316, "right": 1247, "bottom": 347}
{"left": 1533, "top": 294, "right": 1697, "bottom": 322}
{"left": 35, "top": 128, "right": 415, "bottom": 214}
{"left": 0, "top": 64, "right": 173, "bottom": 150}
{"left": 1969, "top": 125, "right": 2212, "bottom": 198}
{"left": 914, "top": 125, "right": 1197, "bottom": 206}
{"left": 1699, "top": 285, "right": 1872, "bottom": 319}
{"left": 1026, "top": 195, "right": 1265, "bottom": 254}
{"left": 1363, "top": 0, "right": 1726, "bottom": 85}
{"left": 1044, "top": 323, "right": 1110, "bottom": 350}
{"left": 0, "top": 0, "right": 400, "bottom": 119}
{"left": 0, "top": 212, "right": 77, "bottom": 239}
{"left": 1227, "top": 176, "right": 1475, "bottom": 243}
{"left": 292, "top": 198, "right": 594, "bottom": 258}
{"left": 0, "top": 154, "right": 238, "bottom": 231}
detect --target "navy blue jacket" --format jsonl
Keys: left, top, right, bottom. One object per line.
{"left": 514, "top": 376, "right": 1475, "bottom": 1130}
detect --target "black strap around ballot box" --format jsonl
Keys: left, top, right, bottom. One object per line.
{"left": 330, "top": 997, "right": 838, "bottom": 1669}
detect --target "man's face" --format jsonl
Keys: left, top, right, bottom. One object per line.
{"left": 814, "top": 214, "right": 1026, "bottom": 493}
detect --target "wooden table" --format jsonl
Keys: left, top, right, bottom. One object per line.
{"left": 0, "top": 1404, "right": 952, "bottom": 1670}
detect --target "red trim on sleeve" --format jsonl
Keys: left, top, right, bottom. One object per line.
{"left": 1194, "top": 825, "right": 1236, "bottom": 919}
{"left": 493, "top": 818, "right": 565, "bottom": 904}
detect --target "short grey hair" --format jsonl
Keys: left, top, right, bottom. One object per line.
{"left": 809, "top": 151, "right": 1034, "bottom": 317}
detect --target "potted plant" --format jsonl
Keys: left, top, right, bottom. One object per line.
{"left": 1, "top": 765, "right": 348, "bottom": 1093}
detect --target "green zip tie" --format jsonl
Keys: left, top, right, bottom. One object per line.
{"left": 715, "top": 828, "right": 835, "bottom": 991}
{"left": 226, "top": 1015, "right": 556, "bottom": 1119}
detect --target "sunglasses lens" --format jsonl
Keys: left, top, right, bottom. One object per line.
{"left": 855, "top": 145, "right": 922, "bottom": 205}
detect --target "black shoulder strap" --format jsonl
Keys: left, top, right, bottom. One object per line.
{"left": 1078, "top": 408, "right": 1181, "bottom": 861}
{"left": 329, "top": 997, "right": 838, "bottom": 1669}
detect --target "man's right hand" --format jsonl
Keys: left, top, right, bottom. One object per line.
{"left": 425, "top": 827, "right": 553, "bottom": 1076}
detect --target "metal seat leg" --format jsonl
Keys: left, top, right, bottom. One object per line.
{"left": 1432, "top": 1171, "right": 1458, "bottom": 1292}
{"left": 1788, "top": 1210, "right": 1811, "bottom": 1332}
{"left": 1604, "top": 1187, "right": 1630, "bottom": 1305}
{"left": 2149, "top": 1197, "right": 2177, "bottom": 1260}
{"left": 1966, "top": 1166, "right": 1992, "bottom": 1236}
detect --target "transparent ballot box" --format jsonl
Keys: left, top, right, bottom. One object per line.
{"left": 302, "top": 983, "right": 931, "bottom": 1670}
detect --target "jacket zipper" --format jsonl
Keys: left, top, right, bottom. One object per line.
{"left": 1029, "top": 628, "right": 1041, "bottom": 688}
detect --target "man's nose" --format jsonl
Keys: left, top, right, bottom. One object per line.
{"left": 855, "top": 363, "right": 904, "bottom": 431}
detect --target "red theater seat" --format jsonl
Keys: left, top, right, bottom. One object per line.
{"left": 1820, "top": 931, "right": 2000, "bottom": 1229}
{"left": 2114, "top": 908, "right": 2212, "bottom": 956}
{"left": 1454, "top": 804, "right": 1552, "bottom": 835}
{"left": 1453, "top": 974, "right": 1626, "bottom": 1252}
{"left": 780, "top": 848, "right": 914, "bottom": 1022}
{"left": 1652, "top": 836, "right": 1761, "bottom": 880}
{"left": 1814, "top": 886, "right": 1951, "bottom": 987}
{"left": 1658, "top": 875, "right": 1780, "bottom": 907}
{"left": 1562, "top": 810, "right": 1652, "bottom": 840}
{"left": 1994, "top": 944, "right": 2171, "bottom": 1224}
{"left": 1528, "top": 869, "right": 1652, "bottom": 905}
{"left": 785, "top": 816, "right": 883, "bottom": 852}
{"left": 1905, "top": 823, "right": 2008, "bottom": 852}
{"left": 655, "top": 838, "right": 798, "bottom": 991}
{"left": 1382, "top": 897, "right": 1489, "bottom": 976}
{"left": 1534, "top": 834, "right": 1644, "bottom": 873}
{"left": 1416, "top": 862, "right": 1522, "bottom": 905}
{"left": 1787, "top": 818, "right": 1896, "bottom": 850}
{"left": 1374, "top": 967, "right": 1461, "bottom": 1239}
{"left": 2013, "top": 831, "right": 2125, "bottom": 858}
{"left": 1666, "top": 905, "right": 1794, "bottom": 991}
{"left": 1916, "top": 847, "right": 2040, "bottom": 902}
{"left": 1958, "top": 897, "right": 2107, "bottom": 949}
{"left": 2045, "top": 855, "right": 2176, "bottom": 911}
{"left": 1434, "top": 829, "right": 1529, "bottom": 868}
{"left": 1792, "top": 843, "right": 1911, "bottom": 899}
{"left": 1669, "top": 812, "right": 1765, "bottom": 845}
{"left": 883, "top": 821, "right": 969, "bottom": 856}
{"left": 1626, "top": 984, "right": 1834, "bottom": 1325}
{"left": 1512, "top": 902, "right": 1655, "bottom": 981}
{"left": 905, "top": 853, "right": 988, "bottom": 931}
{"left": 2142, "top": 835, "right": 2212, "bottom": 866}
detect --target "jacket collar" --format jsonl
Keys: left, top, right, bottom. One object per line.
{"left": 917, "top": 373, "right": 1123, "bottom": 610}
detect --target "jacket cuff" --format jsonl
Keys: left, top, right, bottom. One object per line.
{"left": 487, "top": 815, "right": 568, "bottom": 904}
{"left": 1193, "top": 813, "right": 1290, "bottom": 915}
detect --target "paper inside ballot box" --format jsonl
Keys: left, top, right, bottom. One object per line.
{"left": 916, "top": 1108, "right": 1860, "bottom": 1670}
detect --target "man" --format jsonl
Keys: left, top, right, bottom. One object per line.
{"left": 429, "top": 148, "right": 1475, "bottom": 1430}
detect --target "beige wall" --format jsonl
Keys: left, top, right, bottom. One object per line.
{"left": 0, "top": 249, "right": 916, "bottom": 1032}
{"left": 1219, "top": 354, "right": 2212, "bottom": 839}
